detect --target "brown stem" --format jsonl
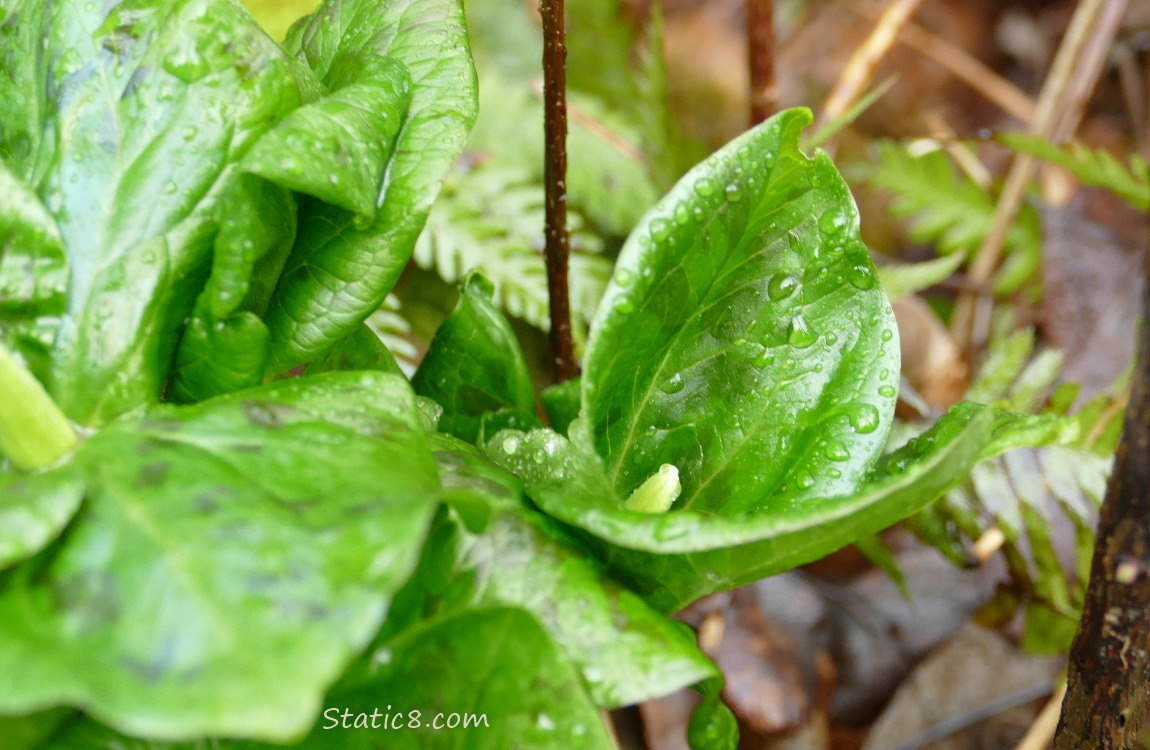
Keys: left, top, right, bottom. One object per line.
{"left": 1053, "top": 253, "right": 1150, "bottom": 748}
{"left": 746, "top": 0, "right": 776, "bottom": 125}
{"left": 540, "top": 0, "right": 578, "bottom": 382}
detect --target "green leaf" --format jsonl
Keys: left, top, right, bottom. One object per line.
{"left": 566, "top": 93, "right": 662, "bottom": 236}
{"left": 909, "top": 331, "right": 1113, "bottom": 654}
{"left": 241, "top": 0, "right": 321, "bottom": 41}
{"left": 387, "top": 439, "right": 719, "bottom": 708}
{"left": 0, "top": 708, "right": 74, "bottom": 750}
{"left": 540, "top": 378, "right": 582, "bottom": 436}
{"left": 168, "top": 175, "right": 298, "bottom": 403}
{"left": 463, "top": 1, "right": 662, "bottom": 236}
{"left": 915, "top": 410, "right": 1109, "bottom": 654}
{"left": 4, "top": 0, "right": 308, "bottom": 425}
{"left": 0, "top": 468, "right": 83, "bottom": 570}
{"left": 277, "top": 608, "right": 614, "bottom": 749}
{"left": 0, "top": 0, "right": 50, "bottom": 178}
{"left": 583, "top": 108, "right": 899, "bottom": 514}
{"left": 264, "top": 0, "right": 478, "bottom": 372}
{"left": 241, "top": 55, "right": 411, "bottom": 218}
{"left": 688, "top": 678, "right": 739, "bottom": 750}
{"left": 0, "top": 162, "right": 66, "bottom": 382}
{"left": 412, "top": 274, "right": 538, "bottom": 444}
{"left": 489, "top": 404, "right": 993, "bottom": 612}
{"left": 566, "top": 0, "right": 640, "bottom": 117}
{"left": 302, "top": 323, "right": 405, "bottom": 377}
{"left": 0, "top": 373, "right": 441, "bottom": 742}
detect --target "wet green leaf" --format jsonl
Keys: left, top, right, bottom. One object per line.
{"left": 489, "top": 405, "right": 993, "bottom": 611}
{"left": 0, "top": 163, "right": 66, "bottom": 382}
{"left": 241, "top": 55, "right": 411, "bottom": 218}
{"left": 0, "top": 373, "right": 441, "bottom": 742}
{"left": 45, "top": 608, "right": 615, "bottom": 750}
{"left": 583, "top": 108, "right": 899, "bottom": 514}
{"left": 302, "top": 324, "right": 405, "bottom": 378}
{"left": 413, "top": 274, "right": 538, "bottom": 444}
{"left": 384, "top": 438, "right": 718, "bottom": 708}
{"left": 539, "top": 378, "right": 581, "bottom": 436}
{"left": 1, "top": 0, "right": 308, "bottom": 425}
{"left": 0, "top": 467, "right": 83, "bottom": 570}
{"left": 264, "top": 0, "right": 478, "bottom": 371}
{"left": 168, "top": 175, "right": 298, "bottom": 403}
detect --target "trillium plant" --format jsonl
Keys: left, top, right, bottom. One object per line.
{"left": 0, "top": 0, "right": 1042, "bottom": 748}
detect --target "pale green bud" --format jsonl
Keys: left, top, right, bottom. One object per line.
{"left": 0, "top": 342, "right": 76, "bottom": 471}
{"left": 624, "top": 463, "right": 681, "bottom": 513}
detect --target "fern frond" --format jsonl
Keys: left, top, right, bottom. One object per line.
{"left": 414, "top": 164, "right": 612, "bottom": 333}
{"left": 876, "top": 252, "right": 964, "bottom": 303}
{"left": 999, "top": 133, "right": 1150, "bottom": 211}
{"left": 366, "top": 294, "right": 420, "bottom": 377}
{"left": 908, "top": 328, "right": 1120, "bottom": 654}
{"left": 868, "top": 142, "right": 995, "bottom": 255}
{"left": 864, "top": 141, "right": 1042, "bottom": 294}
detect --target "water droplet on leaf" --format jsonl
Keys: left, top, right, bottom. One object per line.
{"left": 818, "top": 207, "right": 848, "bottom": 236}
{"left": 846, "top": 403, "right": 881, "bottom": 434}
{"left": 613, "top": 297, "right": 635, "bottom": 314}
{"left": 847, "top": 264, "right": 874, "bottom": 290}
{"left": 825, "top": 441, "right": 850, "bottom": 461}
{"left": 767, "top": 273, "right": 799, "bottom": 301}
{"left": 661, "top": 373, "right": 686, "bottom": 394}
{"left": 788, "top": 315, "right": 817, "bottom": 348}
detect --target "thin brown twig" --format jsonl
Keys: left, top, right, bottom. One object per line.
{"left": 843, "top": 0, "right": 1036, "bottom": 124}
{"left": 819, "top": 0, "right": 924, "bottom": 126}
{"left": 746, "top": 0, "right": 777, "bottom": 125}
{"left": 950, "top": 0, "right": 1130, "bottom": 353}
{"left": 923, "top": 111, "right": 993, "bottom": 186}
{"left": 540, "top": 0, "right": 579, "bottom": 381}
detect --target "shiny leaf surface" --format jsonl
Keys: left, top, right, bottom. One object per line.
{"left": 489, "top": 405, "right": 993, "bottom": 611}
{"left": 412, "top": 274, "right": 538, "bottom": 444}
{"left": 1, "top": 0, "right": 307, "bottom": 424}
{"left": 582, "top": 109, "right": 899, "bottom": 514}
{"left": 264, "top": 0, "right": 478, "bottom": 371}
{"left": 0, "top": 373, "right": 441, "bottom": 741}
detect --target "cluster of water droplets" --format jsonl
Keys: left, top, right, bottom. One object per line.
{"left": 494, "top": 429, "right": 569, "bottom": 481}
